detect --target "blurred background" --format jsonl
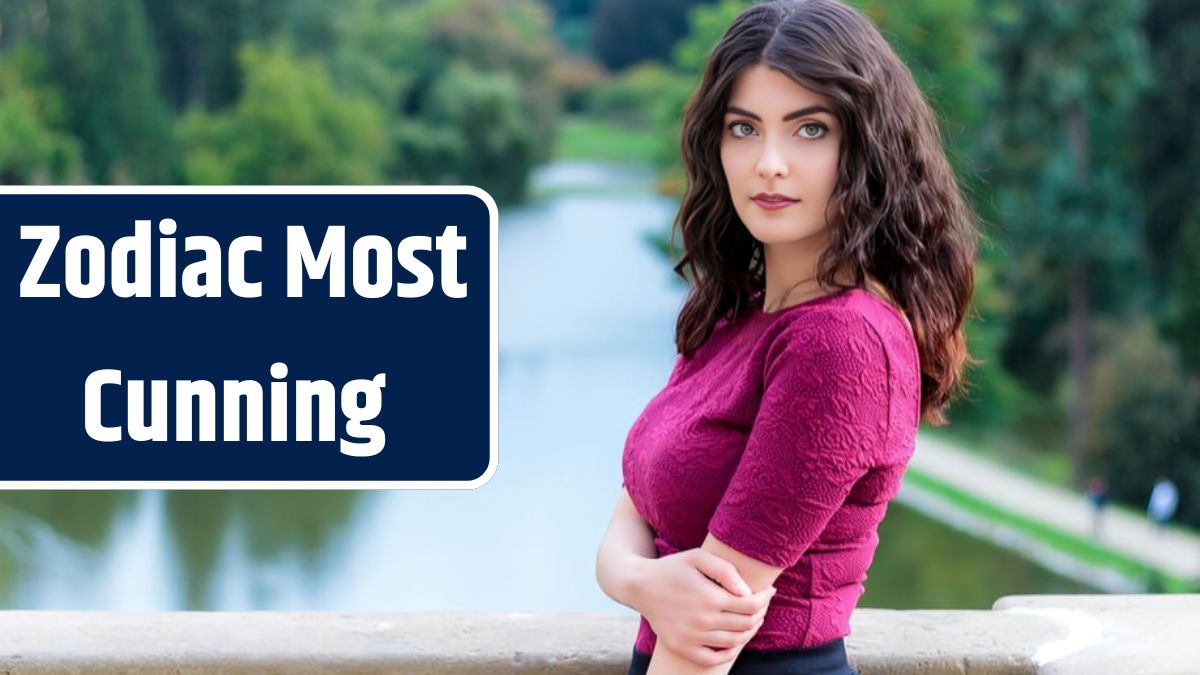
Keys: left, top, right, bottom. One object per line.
{"left": 0, "top": 0, "right": 1196, "bottom": 613}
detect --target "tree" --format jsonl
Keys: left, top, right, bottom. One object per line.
{"left": 987, "top": 0, "right": 1151, "bottom": 485}
{"left": 177, "top": 42, "right": 387, "bottom": 185}
{"left": 591, "top": 0, "right": 713, "bottom": 71}
{"left": 0, "top": 0, "right": 45, "bottom": 49}
{"left": 0, "top": 47, "right": 81, "bottom": 183}
{"left": 1137, "top": 0, "right": 1200, "bottom": 370}
{"left": 547, "top": 0, "right": 598, "bottom": 20}
{"left": 1083, "top": 318, "right": 1200, "bottom": 527}
{"left": 392, "top": 63, "right": 538, "bottom": 203}
{"left": 326, "top": 0, "right": 562, "bottom": 203}
{"left": 142, "top": 0, "right": 293, "bottom": 111}
{"left": 546, "top": 0, "right": 600, "bottom": 54}
{"left": 40, "top": 0, "right": 174, "bottom": 182}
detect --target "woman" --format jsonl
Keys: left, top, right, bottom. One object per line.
{"left": 595, "top": 1, "right": 978, "bottom": 674}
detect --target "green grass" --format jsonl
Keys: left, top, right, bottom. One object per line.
{"left": 555, "top": 115, "right": 661, "bottom": 164}
{"left": 923, "top": 426, "right": 1200, "bottom": 534}
{"left": 905, "top": 468, "right": 1196, "bottom": 593}
{"left": 922, "top": 426, "right": 1073, "bottom": 488}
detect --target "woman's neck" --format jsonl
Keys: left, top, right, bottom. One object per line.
{"left": 761, "top": 235, "right": 856, "bottom": 313}
{"left": 760, "top": 240, "right": 903, "bottom": 320}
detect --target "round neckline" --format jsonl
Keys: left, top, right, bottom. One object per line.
{"left": 754, "top": 287, "right": 857, "bottom": 317}
{"left": 751, "top": 286, "right": 917, "bottom": 344}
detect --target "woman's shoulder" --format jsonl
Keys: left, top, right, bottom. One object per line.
{"left": 756, "top": 288, "right": 921, "bottom": 418}
{"left": 762, "top": 288, "right": 922, "bottom": 441}
{"left": 765, "top": 288, "right": 915, "bottom": 358}
{"left": 699, "top": 287, "right": 919, "bottom": 374}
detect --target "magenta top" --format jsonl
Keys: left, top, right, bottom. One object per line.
{"left": 622, "top": 287, "right": 921, "bottom": 652}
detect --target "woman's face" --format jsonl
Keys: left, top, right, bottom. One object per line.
{"left": 720, "top": 64, "right": 841, "bottom": 248}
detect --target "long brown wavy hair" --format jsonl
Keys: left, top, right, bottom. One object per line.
{"left": 672, "top": 0, "right": 978, "bottom": 425}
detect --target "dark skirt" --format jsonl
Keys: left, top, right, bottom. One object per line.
{"left": 627, "top": 638, "right": 858, "bottom": 675}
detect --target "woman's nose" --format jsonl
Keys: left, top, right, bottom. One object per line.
{"left": 756, "top": 142, "right": 789, "bottom": 179}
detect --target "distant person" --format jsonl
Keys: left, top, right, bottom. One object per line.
{"left": 1086, "top": 475, "right": 1109, "bottom": 538}
{"left": 1147, "top": 477, "right": 1179, "bottom": 533}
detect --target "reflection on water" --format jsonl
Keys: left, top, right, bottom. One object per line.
{"left": 0, "top": 161, "right": 1095, "bottom": 611}
{"left": 0, "top": 491, "right": 365, "bottom": 609}
{"left": 863, "top": 502, "right": 1092, "bottom": 608}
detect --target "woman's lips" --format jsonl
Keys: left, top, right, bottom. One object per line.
{"left": 752, "top": 196, "right": 798, "bottom": 211}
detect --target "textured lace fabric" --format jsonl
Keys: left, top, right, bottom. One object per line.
{"left": 621, "top": 287, "right": 921, "bottom": 652}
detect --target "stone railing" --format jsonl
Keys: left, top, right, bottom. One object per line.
{"left": 0, "top": 594, "right": 1195, "bottom": 674}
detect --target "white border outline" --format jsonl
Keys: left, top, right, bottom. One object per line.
{"left": 1, "top": 185, "right": 499, "bottom": 490}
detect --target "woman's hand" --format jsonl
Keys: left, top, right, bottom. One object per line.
{"left": 631, "top": 548, "right": 776, "bottom": 667}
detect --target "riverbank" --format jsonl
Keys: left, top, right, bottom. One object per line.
{"left": 904, "top": 434, "right": 1199, "bottom": 593}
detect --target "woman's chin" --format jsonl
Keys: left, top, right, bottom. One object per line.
{"left": 745, "top": 225, "right": 826, "bottom": 247}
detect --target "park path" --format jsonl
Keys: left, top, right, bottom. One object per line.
{"left": 908, "top": 434, "right": 1200, "bottom": 581}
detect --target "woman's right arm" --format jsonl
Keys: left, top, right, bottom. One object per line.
{"left": 595, "top": 488, "right": 775, "bottom": 666}
{"left": 595, "top": 487, "right": 658, "bottom": 609}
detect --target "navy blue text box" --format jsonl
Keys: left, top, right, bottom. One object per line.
{"left": 1, "top": 187, "right": 497, "bottom": 488}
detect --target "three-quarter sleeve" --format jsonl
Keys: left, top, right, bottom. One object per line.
{"left": 707, "top": 308, "right": 891, "bottom": 568}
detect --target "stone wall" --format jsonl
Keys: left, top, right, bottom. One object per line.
{"left": 0, "top": 595, "right": 1194, "bottom": 674}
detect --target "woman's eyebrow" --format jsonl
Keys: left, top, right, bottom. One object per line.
{"left": 725, "top": 105, "right": 833, "bottom": 121}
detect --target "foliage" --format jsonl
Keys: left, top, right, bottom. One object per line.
{"left": 590, "top": 0, "right": 712, "bottom": 71}
{"left": 1140, "top": 0, "right": 1200, "bottom": 371}
{"left": 987, "top": 0, "right": 1150, "bottom": 280}
{"left": 392, "top": 62, "right": 538, "bottom": 203}
{"left": 1082, "top": 318, "right": 1200, "bottom": 526}
{"left": 1134, "top": 0, "right": 1199, "bottom": 272}
{"left": 652, "top": 0, "right": 746, "bottom": 191}
{"left": 325, "top": 0, "right": 562, "bottom": 203}
{"left": 40, "top": 0, "right": 175, "bottom": 182}
{"left": 985, "top": 0, "right": 1152, "bottom": 484}
{"left": 546, "top": 0, "right": 598, "bottom": 20}
{"left": 857, "top": 0, "right": 996, "bottom": 180}
{"left": 551, "top": 55, "right": 606, "bottom": 114}
{"left": 0, "top": 0, "right": 565, "bottom": 201}
{"left": 142, "top": 0, "right": 292, "bottom": 110}
{"left": 545, "top": 0, "right": 599, "bottom": 54}
{"left": 941, "top": 244, "right": 1039, "bottom": 433}
{"left": 0, "top": 47, "right": 81, "bottom": 183}
{"left": 586, "top": 62, "right": 682, "bottom": 126}
{"left": 177, "top": 42, "right": 387, "bottom": 185}
{"left": 1165, "top": 212, "right": 1200, "bottom": 372}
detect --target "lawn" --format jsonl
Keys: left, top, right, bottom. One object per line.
{"left": 554, "top": 115, "right": 662, "bottom": 164}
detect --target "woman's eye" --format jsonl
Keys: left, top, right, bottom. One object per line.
{"left": 729, "top": 121, "right": 755, "bottom": 138}
{"left": 798, "top": 123, "right": 827, "bottom": 140}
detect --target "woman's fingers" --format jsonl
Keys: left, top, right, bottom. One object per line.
{"left": 719, "top": 585, "right": 776, "bottom": 615}
{"left": 687, "top": 549, "right": 751, "bottom": 596}
{"left": 711, "top": 611, "right": 759, "bottom": 632}
{"left": 703, "top": 628, "right": 759, "bottom": 649}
